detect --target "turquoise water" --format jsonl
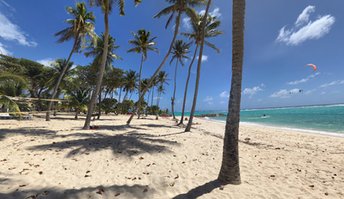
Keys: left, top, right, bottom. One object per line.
{"left": 176, "top": 104, "right": 344, "bottom": 134}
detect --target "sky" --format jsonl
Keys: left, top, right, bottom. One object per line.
{"left": 1, "top": 0, "right": 344, "bottom": 111}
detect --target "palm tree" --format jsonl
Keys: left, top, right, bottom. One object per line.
{"left": 65, "top": 78, "right": 91, "bottom": 120}
{"left": 85, "top": 33, "right": 121, "bottom": 119}
{"left": 128, "top": 29, "right": 158, "bottom": 119}
{"left": 127, "top": 0, "right": 204, "bottom": 124}
{"left": 85, "top": 33, "right": 121, "bottom": 69}
{"left": 170, "top": 40, "right": 190, "bottom": 120}
{"left": 48, "top": 59, "right": 74, "bottom": 116}
{"left": 179, "top": 13, "right": 222, "bottom": 126}
{"left": 123, "top": 70, "right": 137, "bottom": 101}
{"left": 84, "top": 0, "right": 142, "bottom": 129}
{"left": 46, "top": 2, "right": 96, "bottom": 121}
{"left": 0, "top": 72, "right": 27, "bottom": 113}
{"left": 184, "top": 0, "right": 212, "bottom": 132}
{"left": 155, "top": 71, "right": 168, "bottom": 119}
{"left": 218, "top": 0, "right": 245, "bottom": 184}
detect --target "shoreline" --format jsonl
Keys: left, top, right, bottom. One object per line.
{"left": 198, "top": 117, "right": 344, "bottom": 138}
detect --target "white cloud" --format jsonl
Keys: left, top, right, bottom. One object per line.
{"left": 276, "top": 5, "right": 335, "bottom": 46}
{"left": 182, "top": 17, "right": 191, "bottom": 30}
{"left": 320, "top": 80, "right": 344, "bottom": 88}
{"left": 287, "top": 72, "right": 320, "bottom": 85}
{"left": 203, "top": 96, "right": 213, "bottom": 105}
{"left": 0, "top": 13, "right": 37, "bottom": 47}
{"left": 219, "top": 91, "right": 229, "bottom": 98}
{"left": 200, "top": 8, "right": 222, "bottom": 18}
{"left": 243, "top": 84, "right": 264, "bottom": 97}
{"left": 37, "top": 58, "right": 56, "bottom": 67}
{"left": 197, "top": 55, "right": 208, "bottom": 62}
{"left": 270, "top": 88, "right": 302, "bottom": 98}
{"left": 183, "top": 8, "right": 221, "bottom": 31}
{"left": 295, "top": 5, "right": 315, "bottom": 27}
{"left": 0, "top": 42, "right": 11, "bottom": 55}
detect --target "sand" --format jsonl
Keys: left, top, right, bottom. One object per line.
{"left": 0, "top": 114, "right": 343, "bottom": 199}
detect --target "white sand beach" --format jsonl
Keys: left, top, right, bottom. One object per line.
{"left": 0, "top": 114, "right": 343, "bottom": 199}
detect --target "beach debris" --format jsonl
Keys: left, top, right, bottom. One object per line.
{"left": 115, "top": 192, "right": 121, "bottom": 197}
{"left": 0, "top": 159, "right": 7, "bottom": 162}
{"left": 139, "top": 156, "right": 144, "bottom": 160}
{"left": 174, "top": 174, "right": 179, "bottom": 179}
{"left": 219, "top": 185, "right": 224, "bottom": 190}
{"left": 19, "top": 168, "right": 30, "bottom": 174}
{"left": 19, "top": 184, "right": 27, "bottom": 187}
{"left": 309, "top": 185, "right": 315, "bottom": 188}
{"left": 38, "top": 171, "right": 43, "bottom": 175}
{"left": 270, "top": 175, "right": 276, "bottom": 178}
{"left": 325, "top": 192, "right": 329, "bottom": 196}
{"left": 84, "top": 174, "right": 91, "bottom": 178}
{"left": 96, "top": 188, "right": 105, "bottom": 195}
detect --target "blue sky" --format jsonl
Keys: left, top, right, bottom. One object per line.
{"left": 1, "top": 0, "right": 344, "bottom": 111}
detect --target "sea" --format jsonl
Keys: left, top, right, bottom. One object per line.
{"left": 175, "top": 104, "right": 344, "bottom": 134}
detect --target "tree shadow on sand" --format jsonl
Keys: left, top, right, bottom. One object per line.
{"left": 97, "top": 124, "right": 147, "bottom": 131}
{"left": 0, "top": 184, "right": 154, "bottom": 199}
{"left": 0, "top": 127, "right": 57, "bottom": 141}
{"left": 172, "top": 180, "right": 222, "bottom": 199}
{"left": 141, "top": 124, "right": 175, "bottom": 128}
{"left": 28, "top": 131, "right": 179, "bottom": 158}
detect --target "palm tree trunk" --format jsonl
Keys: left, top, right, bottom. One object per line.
{"left": 178, "top": 44, "right": 199, "bottom": 125}
{"left": 127, "top": 11, "right": 182, "bottom": 125}
{"left": 46, "top": 37, "right": 78, "bottom": 121}
{"left": 155, "top": 91, "right": 161, "bottom": 120}
{"left": 75, "top": 108, "right": 79, "bottom": 120}
{"left": 157, "top": 92, "right": 161, "bottom": 107}
{"left": 151, "top": 86, "right": 154, "bottom": 107}
{"left": 137, "top": 54, "right": 144, "bottom": 119}
{"left": 97, "top": 89, "right": 102, "bottom": 120}
{"left": 218, "top": 0, "right": 245, "bottom": 185}
{"left": 185, "top": 0, "right": 212, "bottom": 132}
{"left": 171, "top": 59, "right": 178, "bottom": 120}
{"left": 83, "top": 9, "right": 110, "bottom": 130}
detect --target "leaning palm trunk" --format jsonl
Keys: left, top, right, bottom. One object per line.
{"left": 127, "top": 12, "right": 182, "bottom": 125}
{"left": 83, "top": 11, "right": 109, "bottom": 130}
{"left": 178, "top": 44, "right": 198, "bottom": 125}
{"left": 218, "top": 0, "right": 245, "bottom": 184}
{"left": 97, "top": 90, "right": 102, "bottom": 120}
{"left": 185, "top": 0, "right": 212, "bottom": 132}
{"left": 46, "top": 38, "right": 78, "bottom": 121}
{"left": 137, "top": 54, "right": 144, "bottom": 119}
{"left": 171, "top": 59, "right": 178, "bottom": 120}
